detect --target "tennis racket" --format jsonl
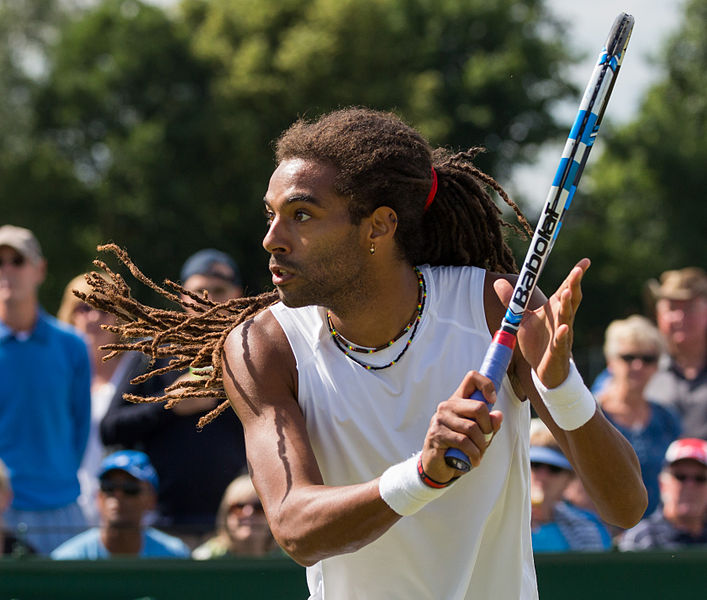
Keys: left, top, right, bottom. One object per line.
{"left": 445, "top": 12, "right": 635, "bottom": 472}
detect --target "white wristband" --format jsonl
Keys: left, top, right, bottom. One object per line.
{"left": 379, "top": 452, "right": 451, "bottom": 516}
{"left": 531, "top": 360, "right": 596, "bottom": 431}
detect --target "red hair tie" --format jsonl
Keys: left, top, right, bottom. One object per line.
{"left": 423, "top": 167, "right": 438, "bottom": 212}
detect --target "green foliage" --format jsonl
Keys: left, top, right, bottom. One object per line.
{"left": 0, "top": 0, "right": 67, "bottom": 156}
{"left": 539, "top": 0, "right": 707, "bottom": 356}
{"left": 184, "top": 0, "right": 576, "bottom": 177}
{"left": 4, "top": 0, "right": 577, "bottom": 313}
{"left": 0, "top": 143, "right": 94, "bottom": 310}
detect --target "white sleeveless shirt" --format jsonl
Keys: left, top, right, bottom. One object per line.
{"left": 270, "top": 265, "right": 537, "bottom": 600}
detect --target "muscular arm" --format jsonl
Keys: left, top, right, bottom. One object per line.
{"left": 489, "top": 262, "right": 647, "bottom": 529}
{"left": 222, "top": 310, "right": 401, "bottom": 566}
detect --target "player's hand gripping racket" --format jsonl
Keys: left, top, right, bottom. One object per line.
{"left": 445, "top": 12, "right": 635, "bottom": 472}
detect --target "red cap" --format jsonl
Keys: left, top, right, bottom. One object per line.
{"left": 664, "top": 438, "right": 707, "bottom": 468}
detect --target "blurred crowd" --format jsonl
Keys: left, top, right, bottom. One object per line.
{"left": 0, "top": 223, "right": 705, "bottom": 559}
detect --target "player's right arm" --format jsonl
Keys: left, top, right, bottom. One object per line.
{"left": 222, "top": 308, "right": 401, "bottom": 566}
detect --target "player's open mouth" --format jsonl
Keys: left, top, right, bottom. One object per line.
{"left": 270, "top": 265, "right": 295, "bottom": 285}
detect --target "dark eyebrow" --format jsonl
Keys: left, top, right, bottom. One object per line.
{"left": 263, "top": 194, "right": 323, "bottom": 208}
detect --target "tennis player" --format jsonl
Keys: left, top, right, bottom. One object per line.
{"left": 218, "top": 108, "right": 647, "bottom": 599}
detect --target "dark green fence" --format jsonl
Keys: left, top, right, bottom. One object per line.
{"left": 0, "top": 551, "right": 705, "bottom": 599}
{"left": 534, "top": 550, "right": 706, "bottom": 599}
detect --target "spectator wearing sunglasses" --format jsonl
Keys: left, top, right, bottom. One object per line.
{"left": 51, "top": 450, "right": 190, "bottom": 559}
{"left": 192, "top": 474, "right": 281, "bottom": 560}
{"left": 619, "top": 438, "right": 707, "bottom": 550}
{"left": 0, "top": 225, "right": 91, "bottom": 555}
{"left": 645, "top": 267, "right": 707, "bottom": 440}
{"left": 598, "top": 315, "right": 681, "bottom": 517}
{"left": 529, "top": 420, "right": 612, "bottom": 552}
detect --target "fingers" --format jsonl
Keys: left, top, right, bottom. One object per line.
{"left": 455, "top": 369, "right": 497, "bottom": 406}
{"left": 564, "top": 258, "right": 590, "bottom": 310}
{"left": 492, "top": 277, "right": 514, "bottom": 307}
{"left": 555, "top": 259, "right": 590, "bottom": 346}
{"left": 422, "top": 371, "right": 503, "bottom": 481}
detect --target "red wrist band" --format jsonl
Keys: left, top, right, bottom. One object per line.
{"left": 417, "top": 455, "right": 457, "bottom": 489}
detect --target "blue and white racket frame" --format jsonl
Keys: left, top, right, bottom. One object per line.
{"left": 445, "top": 13, "right": 635, "bottom": 472}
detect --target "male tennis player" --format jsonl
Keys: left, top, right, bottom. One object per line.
{"left": 218, "top": 108, "right": 647, "bottom": 599}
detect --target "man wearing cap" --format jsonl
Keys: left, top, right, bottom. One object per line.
{"left": 51, "top": 450, "right": 190, "bottom": 558}
{"left": 619, "top": 438, "right": 707, "bottom": 550}
{"left": 179, "top": 248, "right": 243, "bottom": 308}
{"left": 100, "top": 249, "right": 247, "bottom": 547}
{"left": 529, "top": 420, "right": 612, "bottom": 552}
{"left": 645, "top": 267, "right": 707, "bottom": 439}
{"left": 0, "top": 225, "right": 91, "bottom": 554}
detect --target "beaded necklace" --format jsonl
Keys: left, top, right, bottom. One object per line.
{"left": 326, "top": 267, "right": 426, "bottom": 371}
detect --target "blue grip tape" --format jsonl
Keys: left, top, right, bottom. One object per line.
{"left": 443, "top": 339, "right": 515, "bottom": 472}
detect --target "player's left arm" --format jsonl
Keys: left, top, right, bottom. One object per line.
{"left": 500, "top": 259, "right": 647, "bottom": 528}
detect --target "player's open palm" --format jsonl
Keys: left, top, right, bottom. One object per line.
{"left": 494, "top": 259, "right": 590, "bottom": 388}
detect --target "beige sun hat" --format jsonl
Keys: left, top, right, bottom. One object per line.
{"left": 647, "top": 267, "right": 707, "bottom": 302}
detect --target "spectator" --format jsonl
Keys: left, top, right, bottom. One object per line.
{"left": 529, "top": 420, "right": 612, "bottom": 552}
{"left": 0, "top": 225, "right": 91, "bottom": 554}
{"left": 619, "top": 438, "right": 707, "bottom": 550}
{"left": 597, "top": 315, "right": 681, "bottom": 516}
{"left": 0, "top": 458, "right": 35, "bottom": 557}
{"left": 645, "top": 267, "right": 707, "bottom": 439}
{"left": 51, "top": 450, "right": 190, "bottom": 559}
{"left": 179, "top": 248, "right": 243, "bottom": 308}
{"left": 58, "top": 273, "right": 154, "bottom": 525}
{"left": 100, "top": 249, "right": 248, "bottom": 547}
{"left": 192, "top": 474, "right": 281, "bottom": 560}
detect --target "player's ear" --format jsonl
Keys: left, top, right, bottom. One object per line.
{"left": 367, "top": 206, "right": 398, "bottom": 243}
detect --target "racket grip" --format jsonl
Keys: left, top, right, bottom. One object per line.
{"left": 444, "top": 331, "right": 516, "bottom": 472}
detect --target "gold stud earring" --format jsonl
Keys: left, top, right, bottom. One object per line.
{"left": 369, "top": 243, "right": 376, "bottom": 255}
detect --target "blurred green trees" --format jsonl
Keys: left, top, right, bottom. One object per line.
{"left": 0, "top": 0, "right": 704, "bottom": 375}
{"left": 540, "top": 0, "right": 707, "bottom": 366}
{"left": 1, "top": 0, "right": 576, "bottom": 309}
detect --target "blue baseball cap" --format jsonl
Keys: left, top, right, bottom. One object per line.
{"left": 180, "top": 249, "right": 241, "bottom": 287}
{"left": 98, "top": 450, "right": 159, "bottom": 491}
{"left": 529, "top": 446, "right": 573, "bottom": 472}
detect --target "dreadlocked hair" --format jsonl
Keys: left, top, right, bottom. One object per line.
{"left": 276, "top": 107, "right": 532, "bottom": 273}
{"left": 76, "top": 244, "right": 278, "bottom": 428}
{"left": 81, "top": 108, "right": 532, "bottom": 428}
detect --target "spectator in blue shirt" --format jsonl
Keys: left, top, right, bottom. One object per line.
{"left": 52, "top": 450, "right": 190, "bottom": 559}
{"left": 0, "top": 225, "right": 91, "bottom": 555}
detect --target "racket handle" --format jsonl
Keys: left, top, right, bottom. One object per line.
{"left": 444, "top": 331, "right": 516, "bottom": 472}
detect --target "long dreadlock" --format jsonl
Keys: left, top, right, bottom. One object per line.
{"left": 79, "top": 107, "right": 532, "bottom": 428}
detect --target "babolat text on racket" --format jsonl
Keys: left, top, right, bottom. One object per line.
{"left": 445, "top": 12, "right": 635, "bottom": 472}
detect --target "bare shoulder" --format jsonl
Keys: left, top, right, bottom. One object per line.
{"left": 222, "top": 307, "right": 297, "bottom": 423}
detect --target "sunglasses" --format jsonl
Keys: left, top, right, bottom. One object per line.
{"left": 530, "top": 462, "right": 566, "bottom": 475}
{"left": 670, "top": 472, "right": 707, "bottom": 485}
{"left": 617, "top": 353, "right": 659, "bottom": 364}
{"left": 0, "top": 255, "right": 26, "bottom": 268}
{"left": 100, "top": 480, "right": 144, "bottom": 497}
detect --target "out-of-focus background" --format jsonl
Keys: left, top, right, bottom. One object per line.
{"left": 2, "top": 0, "right": 704, "bottom": 378}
